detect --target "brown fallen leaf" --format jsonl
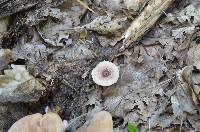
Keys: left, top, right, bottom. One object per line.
{"left": 183, "top": 44, "right": 200, "bottom": 104}
{"left": 182, "top": 66, "right": 200, "bottom": 105}
{"left": 186, "top": 44, "right": 200, "bottom": 70}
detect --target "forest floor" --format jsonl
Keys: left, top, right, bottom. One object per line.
{"left": 1, "top": 0, "right": 200, "bottom": 131}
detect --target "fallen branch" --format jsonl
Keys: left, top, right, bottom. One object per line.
{"left": 119, "top": 0, "right": 175, "bottom": 50}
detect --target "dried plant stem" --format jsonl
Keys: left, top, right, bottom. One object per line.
{"left": 120, "top": 0, "right": 175, "bottom": 50}
{"left": 76, "top": 0, "right": 95, "bottom": 13}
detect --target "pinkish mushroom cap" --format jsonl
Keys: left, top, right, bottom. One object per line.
{"left": 91, "top": 61, "right": 119, "bottom": 86}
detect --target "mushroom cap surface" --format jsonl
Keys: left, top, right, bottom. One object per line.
{"left": 91, "top": 61, "right": 119, "bottom": 86}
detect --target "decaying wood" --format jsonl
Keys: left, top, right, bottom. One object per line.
{"left": 119, "top": 0, "right": 175, "bottom": 50}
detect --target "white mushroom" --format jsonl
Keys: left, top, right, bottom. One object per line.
{"left": 91, "top": 61, "right": 119, "bottom": 86}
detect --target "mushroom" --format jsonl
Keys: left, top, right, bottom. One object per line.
{"left": 86, "top": 111, "right": 113, "bottom": 132}
{"left": 91, "top": 61, "right": 119, "bottom": 86}
{"left": 8, "top": 112, "right": 64, "bottom": 132}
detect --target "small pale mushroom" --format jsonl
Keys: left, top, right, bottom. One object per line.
{"left": 8, "top": 112, "right": 63, "bottom": 132}
{"left": 91, "top": 61, "right": 119, "bottom": 86}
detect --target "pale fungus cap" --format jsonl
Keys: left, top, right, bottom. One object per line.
{"left": 91, "top": 61, "right": 119, "bottom": 86}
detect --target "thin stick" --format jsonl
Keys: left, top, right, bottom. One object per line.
{"left": 76, "top": 0, "right": 95, "bottom": 13}
{"left": 119, "top": 0, "right": 175, "bottom": 50}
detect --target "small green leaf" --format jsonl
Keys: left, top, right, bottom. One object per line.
{"left": 128, "top": 122, "right": 139, "bottom": 132}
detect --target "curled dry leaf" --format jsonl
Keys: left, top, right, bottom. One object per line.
{"left": 26, "top": 1, "right": 84, "bottom": 46}
{"left": 70, "top": 15, "right": 127, "bottom": 35}
{"left": 12, "top": 42, "right": 47, "bottom": 64}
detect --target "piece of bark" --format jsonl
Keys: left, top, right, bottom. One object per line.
{"left": 119, "top": 0, "right": 175, "bottom": 50}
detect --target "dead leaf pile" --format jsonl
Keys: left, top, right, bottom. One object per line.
{"left": 0, "top": 0, "right": 200, "bottom": 132}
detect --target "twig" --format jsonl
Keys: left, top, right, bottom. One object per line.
{"left": 118, "top": 0, "right": 175, "bottom": 51}
{"left": 76, "top": 0, "right": 95, "bottom": 13}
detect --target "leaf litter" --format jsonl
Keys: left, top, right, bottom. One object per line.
{"left": 1, "top": 0, "right": 200, "bottom": 131}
